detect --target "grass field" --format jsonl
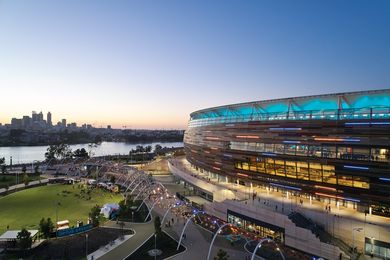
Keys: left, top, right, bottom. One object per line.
{"left": 0, "top": 184, "right": 123, "bottom": 234}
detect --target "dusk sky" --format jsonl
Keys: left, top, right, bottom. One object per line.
{"left": 0, "top": 0, "right": 389, "bottom": 129}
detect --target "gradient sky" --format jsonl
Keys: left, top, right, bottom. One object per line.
{"left": 0, "top": 0, "right": 389, "bottom": 129}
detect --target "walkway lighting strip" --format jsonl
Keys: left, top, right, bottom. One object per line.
{"left": 315, "top": 192, "right": 361, "bottom": 203}
{"left": 343, "top": 165, "right": 369, "bottom": 171}
{"left": 236, "top": 135, "right": 260, "bottom": 139}
{"left": 212, "top": 167, "right": 221, "bottom": 171}
{"left": 262, "top": 152, "right": 276, "bottom": 157}
{"left": 269, "top": 127, "right": 302, "bottom": 131}
{"left": 223, "top": 154, "right": 233, "bottom": 158}
{"left": 283, "top": 140, "right": 301, "bottom": 144}
{"left": 345, "top": 122, "right": 390, "bottom": 126}
{"left": 314, "top": 185, "right": 337, "bottom": 191}
{"left": 270, "top": 183, "right": 301, "bottom": 191}
{"left": 379, "top": 177, "right": 390, "bottom": 181}
{"left": 206, "top": 137, "right": 220, "bottom": 140}
{"left": 314, "top": 137, "right": 360, "bottom": 142}
{"left": 237, "top": 173, "right": 248, "bottom": 178}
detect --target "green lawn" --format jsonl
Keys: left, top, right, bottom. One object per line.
{"left": 0, "top": 174, "right": 42, "bottom": 189}
{"left": 0, "top": 184, "right": 123, "bottom": 234}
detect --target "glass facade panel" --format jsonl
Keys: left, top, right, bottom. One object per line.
{"left": 285, "top": 161, "right": 297, "bottom": 178}
{"left": 323, "top": 146, "right": 337, "bottom": 158}
{"left": 266, "top": 158, "right": 276, "bottom": 175}
{"left": 297, "top": 162, "right": 309, "bottom": 180}
{"left": 371, "top": 148, "right": 390, "bottom": 162}
{"left": 296, "top": 145, "right": 308, "bottom": 156}
{"left": 285, "top": 144, "right": 296, "bottom": 155}
{"left": 353, "top": 176, "right": 370, "bottom": 189}
{"left": 264, "top": 143, "right": 274, "bottom": 153}
{"left": 323, "top": 165, "right": 337, "bottom": 184}
{"left": 275, "top": 160, "right": 285, "bottom": 177}
{"left": 338, "top": 175, "right": 353, "bottom": 187}
{"left": 309, "top": 163, "right": 322, "bottom": 182}
{"left": 308, "top": 145, "right": 322, "bottom": 157}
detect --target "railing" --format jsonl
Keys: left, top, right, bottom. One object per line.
{"left": 189, "top": 107, "right": 390, "bottom": 127}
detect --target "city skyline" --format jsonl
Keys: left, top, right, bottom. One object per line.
{"left": 0, "top": 0, "right": 389, "bottom": 129}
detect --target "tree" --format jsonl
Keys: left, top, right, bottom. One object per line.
{"left": 39, "top": 218, "right": 54, "bottom": 239}
{"left": 110, "top": 175, "right": 116, "bottom": 184}
{"left": 154, "top": 144, "right": 163, "bottom": 154}
{"left": 214, "top": 249, "right": 229, "bottom": 260}
{"left": 34, "top": 165, "right": 40, "bottom": 175}
{"left": 154, "top": 216, "right": 162, "bottom": 238}
{"left": 89, "top": 205, "right": 101, "bottom": 227}
{"left": 145, "top": 145, "right": 152, "bottom": 153}
{"left": 0, "top": 157, "right": 5, "bottom": 165}
{"left": 1, "top": 165, "right": 6, "bottom": 174}
{"left": 23, "top": 173, "right": 29, "bottom": 186}
{"left": 16, "top": 228, "right": 32, "bottom": 250}
{"left": 73, "top": 148, "right": 89, "bottom": 158}
{"left": 22, "top": 165, "right": 27, "bottom": 174}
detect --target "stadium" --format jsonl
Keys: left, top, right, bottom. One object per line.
{"left": 170, "top": 89, "right": 390, "bottom": 259}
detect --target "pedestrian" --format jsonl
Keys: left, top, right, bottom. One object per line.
{"left": 275, "top": 205, "right": 278, "bottom": 211}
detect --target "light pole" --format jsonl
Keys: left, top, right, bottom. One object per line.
{"left": 86, "top": 233, "right": 88, "bottom": 258}
{"left": 154, "top": 233, "right": 157, "bottom": 260}
{"left": 352, "top": 227, "right": 363, "bottom": 253}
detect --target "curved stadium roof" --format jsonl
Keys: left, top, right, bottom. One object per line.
{"left": 189, "top": 89, "right": 390, "bottom": 127}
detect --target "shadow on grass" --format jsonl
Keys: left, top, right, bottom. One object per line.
{"left": 126, "top": 231, "right": 185, "bottom": 260}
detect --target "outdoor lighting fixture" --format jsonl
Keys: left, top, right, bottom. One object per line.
{"left": 344, "top": 165, "right": 369, "bottom": 171}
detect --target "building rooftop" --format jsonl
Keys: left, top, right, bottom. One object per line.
{"left": 189, "top": 89, "right": 390, "bottom": 127}
{"left": 0, "top": 230, "right": 39, "bottom": 241}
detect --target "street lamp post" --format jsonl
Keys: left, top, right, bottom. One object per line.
{"left": 154, "top": 233, "right": 157, "bottom": 260}
{"left": 352, "top": 227, "right": 363, "bottom": 253}
{"left": 86, "top": 234, "right": 88, "bottom": 258}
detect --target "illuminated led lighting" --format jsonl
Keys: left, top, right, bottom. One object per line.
{"left": 379, "top": 177, "right": 390, "bottom": 181}
{"left": 270, "top": 183, "right": 301, "bottom": 191}
{"left": 344, "top": 165, "right": 369, "bottom": 170}
{"left": 283, "top": 140, "right": 301, "bottom": 144}
{"left": 269, "top": 127, "right": 302, "bottom": 131}
{"left": 314, "top": 137, "right": 360, "bottom": 142}
{"left": 211, "top": 147, "right": 218, "bottom": 150}
{"left": 237, "top": 173, "right": 248, "bottom": 177}
{"left": 315, "top": 192, "right": 360, "bottom": 202}
{"left": 345, "top": 122, "right": 390, "bottom": 126}
{"left": 223, "top": 154, "right": 232, "bottom": 157}
{"left": 314, "top": 185, "right": 336, "bottom": 191}
{"left": 372, "top": 122, "right": 390, "bottom": 125}
{"left": 206, "top": 137, "right": 220, "bottom": 140}
{"left": 225, "top": 124, "right": 235, "bottom": 127}
{"left": 204, "top": 151, "right": 210, "bottom": 154}
{"left": 214, "top": 161, "right": 222, "bottom": 165}
{"left": 212, "top": 167, "right": 221, "bottom": 171}
{"left": 262, "top": 152, "right": 276, "bottom": 157}
{"left": 236, "top": 135, "right": 260, "bottom": 139}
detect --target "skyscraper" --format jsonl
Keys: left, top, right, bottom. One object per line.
{"left": 47, "top": 112, "right": 52, "bottom": 126}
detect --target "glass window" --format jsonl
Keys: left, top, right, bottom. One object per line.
{"left": 266, "top": 158, "right": 275, "bottom": 175}
{"left": 352, "top": 148, "right": 370, "bottom": 161}
{"left": 235, "top": 162, "right": 242, "bottom": 169}
{"left": 285, "top": 161, "right": 297, "bottom": 178}
{"left": 275, "top": 160, "right": 285, "bottom": 177}
{"left": 274, "top": 144, "right": 285, "bottom": 154}
{"left": 249, "top": 162, "right": 257, "bottom": 172}
{"left": 297, "top": 161, "right": 309, "bottom": 180}
{"left": 296, "top": 145, "right": 308, "bottom": 156}
{"left": 338, "top": 146, "right": 353, "bottom": 160}
{"left": 308, "top": 146, "right": 322, "bottom": 157}
{"left": 285, "top": 144, "right": 296, "bottom": 155}
{"left": 256, "top": 143, "right": 264, "bottom": 152}
{"left": 323, "top": 146, "right": 337, "bottom": 158}
{"left": 264, "top": 143, "right": 274, "bottom": 153}
{"left": 338, "top": 175, "right": 353, "bottom": 187}
{"left": 242, "top": 162, "right": 249, "bottom": 171}
{"left": 353, "top": 176, "right": 370, "bottom": 189}
{"left": 256, "top": 157, "right": 266, "bottom": 172}
{"left": 370, "top": 148, "right": 389, "bottom": 162}
{"left": 323, "top": 165, "right": 336, "bottom": 184}
{"left": 309, "top": 163, "right": 322, "bottom": 182}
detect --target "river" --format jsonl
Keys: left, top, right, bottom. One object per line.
{"left": 0, "top": 141, "right": 183, "bottom": 164}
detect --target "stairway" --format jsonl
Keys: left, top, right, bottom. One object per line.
{"left": 288, "top": 211, "right": 358, "bottom": 259}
